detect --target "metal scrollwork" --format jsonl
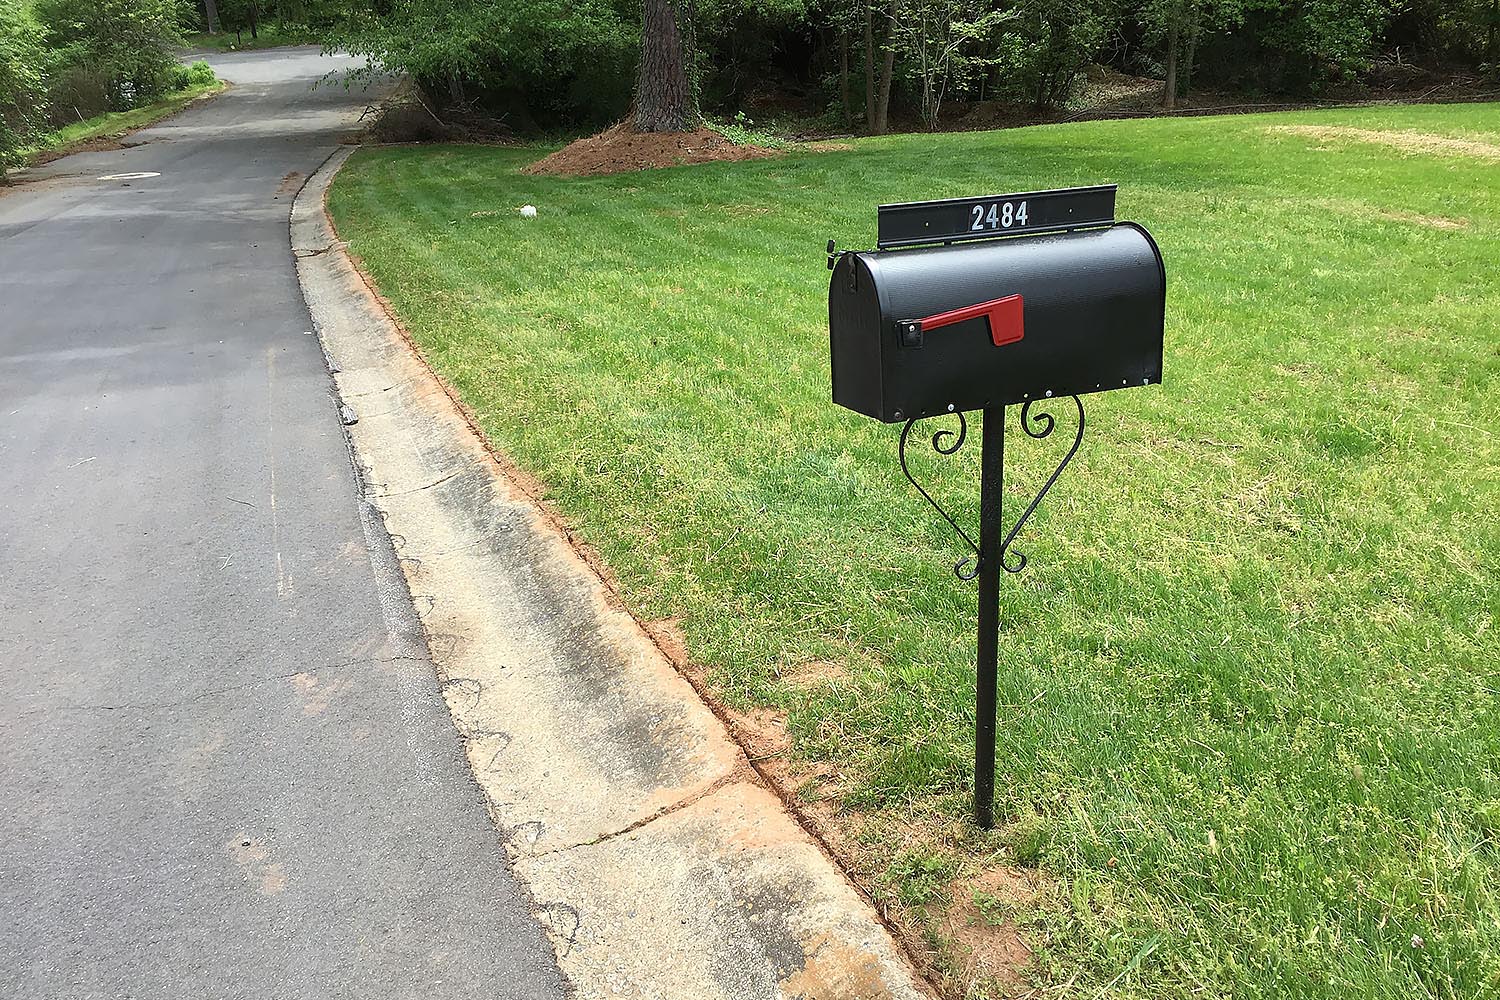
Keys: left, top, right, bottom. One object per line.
{"left": 999, "top": 395, "right": 1085, "bottom": 573}
{"left": 897, "top": 395, "right": 1086, "bottom": 580}
{"left": 898, "top": 413, "right": 981, "bottom": 580}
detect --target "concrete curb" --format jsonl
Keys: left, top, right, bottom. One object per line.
{"left": 292, "top": 146, "right": 934, "bottom": 1000}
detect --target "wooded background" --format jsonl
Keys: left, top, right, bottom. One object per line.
{"left": 309, "top": 0, "right": 1499, "bottom": 131}
{"left": 4, "top": 0, "right": 1498, "bottom": 168}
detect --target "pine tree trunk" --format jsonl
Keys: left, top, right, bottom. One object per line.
{"left": 875, "top": 46, "right": 895, "bottom": 134}
{"left": 873, "top": 0, "right": 896, "bottom": 135}
{"left": 839, "top": 28, "right": 851, "bottom": 123}
{"left": 1162, "top": 19, "right": 1179, "bottom": 111}
{"left": 201, "top": 0, "right": 220, "bottom": 33}
{"left": 1181, "top": 23, "right": 1198, "bottom": 103}
{"left": 1488, "top": 0, "right": 1498, "bottom": 62}
{"left": 635, "top": 0, "right": 698, "bottom": 133}
{"left": 864, "top": 6, "right": 876, "bottom": 132}
{"left": 248, "top": 0, "right": 258, "bottom": 39}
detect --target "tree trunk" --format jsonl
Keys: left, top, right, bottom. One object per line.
{"left": 863, "top": 6, "right": 876, "bottom": 132}
{"left": 635, "top": 0, "right": 698, "bottom": 132}
{"left": 1162, "top": 18, "right": 1179, "bottom": 110}
{"left": 202, "top": 0, "right": 220, "bottom": 33}
{"left": 839, "top": 28, "right": 851, "bottom": 123}
{"left": 248, "top": 0, "right": 258, "bottom": 40}
{"left": 1181, "top": 22, "right": 1198, "bottom": 103}
{"left": 873, "top": 0, "right": 897, "bottom": 135}
{"left": 1488, "top": 0, "right": 1498, "bottom": 62}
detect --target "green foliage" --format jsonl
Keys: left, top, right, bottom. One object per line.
{"left": 888, "top": 0, "right": 1014, "bottom": 125}
{"left": 705, "top": 110, "right": 791, "bottom": 147}
{"left": 33, "top": 0, "right": 188, "bottom": 109}
{"left": 695, "top": 0, "right": 811, "bottom": 108}
{"left": 1203, "top": 0, "right": 1401, "bottom": 93}
{"left": 994, "top": 0, "right": 1117, "bottom": 107}
{"left": 4, "top": 0, "right": 211, "bottom": 170}
{"left": 0, "top": 0, "right": 46, "bottom": 167}
{"left": 168, "top": 58, "right": 215, "bottom": 90}
{"left": 1386, "top": 0, "right": 1500, "bottom": 74}
{"left": 325, "top": 0, "right": 638, "bottom": 127}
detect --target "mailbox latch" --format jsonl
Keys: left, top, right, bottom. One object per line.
{"left": 898, "top": 294, "right": 1024, "bottom": 349}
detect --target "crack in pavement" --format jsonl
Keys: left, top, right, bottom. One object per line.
{"left": 365, "top": 467, "right": 465, "bottom": 499}
{"left": 522, "top": 767, "right": 754, "bottom": 860}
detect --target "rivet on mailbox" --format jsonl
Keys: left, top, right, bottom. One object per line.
{"left": 825, "top": 185, "right": 1166, "bottom": 829}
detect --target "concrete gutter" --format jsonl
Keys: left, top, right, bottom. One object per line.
{"left": 293, "top": 146, "right": 934, "bottom": 1000}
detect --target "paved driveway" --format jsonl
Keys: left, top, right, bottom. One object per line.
{"left": 0, "top": 48, "right": 568, "bottom": 1000}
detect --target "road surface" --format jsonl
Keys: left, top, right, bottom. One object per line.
{"left": 0, "top": 49, "right": 569, "bottom": 1000}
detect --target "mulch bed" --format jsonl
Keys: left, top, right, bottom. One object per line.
{"left": 523, "top": 121, "right": 779, "bottom": 177}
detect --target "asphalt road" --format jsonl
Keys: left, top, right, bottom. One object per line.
{"left": 0, "top": 49, "right": 569, "bottom": 1000}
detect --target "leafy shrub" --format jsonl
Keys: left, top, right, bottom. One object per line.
{"left": 168, "top": 59, "right": 216, "bottom": 91}
{"left": 45, "top": 62, "right": 112, "bottom": 122}
{"left": 993, "top": 0, "right": 1115, "bottom": 108}
{"left": 1198, "top": 0, "right": 1400, "bottom": 94}
{"left": 0, "top": 0, "right": 46, "bottom": 168}
{"left": 327, "top": 0, "right": 638, "bottom": 129}
{"left": 33, "top": 0, "right": 188, "bottom": 110}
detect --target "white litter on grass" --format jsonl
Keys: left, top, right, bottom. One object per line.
{"left": 520, "top": 205, "right": 538, "bottom": 218}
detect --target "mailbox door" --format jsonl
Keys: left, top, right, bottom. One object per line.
{"left": 830, "top": 224, "right": 1164, "bottom": 422}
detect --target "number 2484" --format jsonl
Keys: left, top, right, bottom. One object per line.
{"left": 970, "top": 200, "right": 1029, "bottom": 231}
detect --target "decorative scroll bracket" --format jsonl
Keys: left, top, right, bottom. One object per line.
{"left": 897, "top": 395, "right": 1086, "bottom": 580}
{"left": 897, "top": 396, "right": 1086, "bottom": 831}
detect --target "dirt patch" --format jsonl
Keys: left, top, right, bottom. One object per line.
{"left": 782, "top": 933, "right": 896, "bottom": 1000}
{"left": 1377, "top": 208, "right": 1469, "bottom": 230}
{"left": 276, "top": 170, "right": 304, "bottom": 197}
{"left": 523, "top": 121, "right": 780, "bottom": 177}
{"left": 28, "top": 135, "right": 125, "bottom": 168}
{"left": 935, "top": 867, "right": 1038, "bottom": 995}
{"left": 1267, "top": 124, "right": 1500, "bottom": 163}
{"left": 729, "top": 706, "right": 793, "bottom": 762}
{"left": 781, "top": 659, "right": 850, "bottom": 690}
{"left": 1317, "top": 197, "right": 1471, "bottom": 230}
{"left": 289, "top": 671, "right": 349, "bottom": 717}
{"left": 0, "top": 171, "right": 88, "bottom": 199}
{"left": 228, "top": 837, "right": 288, "bottom": 896}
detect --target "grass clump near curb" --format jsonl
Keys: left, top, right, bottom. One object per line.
{"left": 328, "top": 103, "right": 1500, "bottom": 998}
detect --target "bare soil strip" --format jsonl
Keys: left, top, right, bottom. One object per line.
{"left": 1266, "top": 124, "right": 1500, "bottom": 162}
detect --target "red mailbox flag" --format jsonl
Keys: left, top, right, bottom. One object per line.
{"left": 917, "top": 294, "right": 1025, "bottom": 346}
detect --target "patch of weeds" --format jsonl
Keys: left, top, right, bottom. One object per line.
{"left": 705, "top": 111, "right": 790, "bottom": 150}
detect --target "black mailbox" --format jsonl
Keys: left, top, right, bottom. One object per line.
{"left": 821, "top": 186, "right": 1167, "bottom": 831}
{"left": 829, "top": 187, "right": 1165, "bottom": 423}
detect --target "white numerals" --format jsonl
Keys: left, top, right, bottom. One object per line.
{"left": 969, "top": 200, "right": 1030, "bottom": 232}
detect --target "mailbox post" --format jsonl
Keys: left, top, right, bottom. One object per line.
{"left": 827, "top": 185, "right": 1165, "bottom": 828}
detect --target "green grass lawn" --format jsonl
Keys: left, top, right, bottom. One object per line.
{"left": 16, "top": 78, "right": 222, "bottom": 167}
{"left": 182, "top": 24, "right": 317, "bottom": 51}
{"left": 329, "top": 105, "right": 1500, "bottom": 998}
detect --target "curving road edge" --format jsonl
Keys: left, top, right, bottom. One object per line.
{"left": 293, "top": 145, "right": 936, "bottom": 1000}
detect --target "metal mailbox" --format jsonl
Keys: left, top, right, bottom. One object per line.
{"left": 828, "top": 188, "right": 1165, "bottom": 423}
{"left": 823, "top": 185, "right": 1167, "bottom": 830}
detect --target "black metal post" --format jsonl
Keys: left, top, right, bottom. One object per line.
{"left": 975, "top": 406, "right": 1003, "bottom": 829}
